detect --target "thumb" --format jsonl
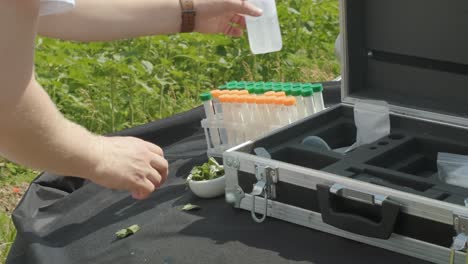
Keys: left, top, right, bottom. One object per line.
{"left": 228, "top": 0, "right": 263, "bottom": 17}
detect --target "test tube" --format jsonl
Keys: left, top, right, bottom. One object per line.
{"left": 278, "top": 98, "right": 290, "bottom": 126}
{"left": 291, "top": 88, "right": 304, "bottom": 121}
{"left": 200, "top": 92, "right": 215, "bottom": 120}
{"left": 270, "top": 97, "right": 283, "bottom": 127}
{"left": 245, "top": 95, "right": 257, "bottom": 139}
{"left": 236, "top": 95, "right": 249, "bottom": 144}
{"left": 255, "top": 96, "right": 270, "bottom": 136}
{"left": 312, "top": 83, "right": 325, "bottom": 112}
{"left": 302, "top": 88, "right": 316, "bottom": 116}
{"left": 219, "top": 95, "right": 232, "bottom": 146}
{"left": 210, "top": 90, "right": 224, "bottom": 122}
{"left": 264, "top": 96, "right": 276, "bottom": 133}
{"left": 284, "top": 97, "right": 298, "bottom": 124}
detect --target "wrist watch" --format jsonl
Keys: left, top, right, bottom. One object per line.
{"left": 179, "top": 0, "right": 196, "bottom": 33}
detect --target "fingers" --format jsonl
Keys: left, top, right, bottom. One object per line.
{"left": 150, "top": 155, "right": 169, "bottom": 185}
{"left": 145, "top": 141, "right": 164, "bottom": 157}
{"left": 146, "top": 169, "right": 163, "bottom": 189}
{"left": 131, "top": 177, "right": 155, "bottom": 200}
{"left": 227, "top": 0, "right": 263, "bottom": 17}
{"left": 238, "top": 16, "right": 247, "bottom": 29}
{"left": 225, "top": 26, "right": 244, "bottom": 37}
{"left": 224, "top": 15, "right": 246, "bottom": 37}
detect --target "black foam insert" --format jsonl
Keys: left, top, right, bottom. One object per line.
{"left": 252, "top": 105, "right": 468, "bottom": 206}
{"left": 345, "top": 0, "right": 468, "bottom": 118}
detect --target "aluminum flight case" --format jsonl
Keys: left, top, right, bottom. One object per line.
{"left": 223, "top": 0, "right": 468, "bottom": 263}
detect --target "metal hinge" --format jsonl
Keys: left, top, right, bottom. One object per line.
{"left": 250, "top": 164, "right": 278, "bottom": 223}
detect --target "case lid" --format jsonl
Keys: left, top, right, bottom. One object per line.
{"left": 340, "top": 0, "right": 468, "bottom": 125}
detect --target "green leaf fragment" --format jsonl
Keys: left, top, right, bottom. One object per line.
{"left": 182, "top": 203, "right": 201, "bottom": 211}
{"left": 116, "top": 224, "right": 140, "bottom": 239}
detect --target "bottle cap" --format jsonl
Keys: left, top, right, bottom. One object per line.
{"left": 283, "top": 87, "right": 292, "bottom": 96}
{"left": 283, "top": 83, "right": 293, "bottom": 89}
{"left": 210, "top": 90, "right": 222, "bottom": 99}
{"left": 272, "top": 85, "right": 283, "bottom": 92}
{"left": 312, "top": 83, "right": 324, "bottom": 93}
{"left": 254, "top": 86, "right": 264, "bottom": 94}
{"left": 302, "top": 88, "right": 314, "bottom": 97}
{"left": 291, "top": 88, "right": 302, "bottom": 96}
{"left": 292, "top": 83, "right": 302, "bottom": 89}
{"left": 246, "top": 96, "right": 257, "bottom": 104}
{"left": 237, "top": 95, "right": 248, "bottom": 103}
{"left": 237, "top": 81, "right": 247, "bottom": 88}
{"left": 246, "top": 85, "right": 255, "bottom": 94}
{"left": 275, "top": 91, "right": 286, "bottom": 97}
{"left": 264, "top": 91, "right": 276, "bottom": 96}
{"left": 256, "top": 96, "right": 268, "bottom": 104}
{"left": 219, "top": 94, "right": 229, "bottom": 103}
{"left": 273, "top": 97, "right": 285, "bottom": 105}
{"left": 231, "top": 95, "right": 240, "bottom": 103}
{"left": 199, "top": 92, "right": 212, "bottom": 101}
{"left": 284, "top": 97, "right": 297, "bottom": 106}
{"left": 264, "top": 96, "right": 276, "bottom": 104}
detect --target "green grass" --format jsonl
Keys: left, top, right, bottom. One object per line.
{"left": 0, "top": 0, "right": 340, "bottom": 261}
{"left": 0, "top": 214, "right": 15, "bottom": 262}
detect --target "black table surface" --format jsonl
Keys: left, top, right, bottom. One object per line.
{"left": 7, "top": 81, "right": 431, "bottom": 264}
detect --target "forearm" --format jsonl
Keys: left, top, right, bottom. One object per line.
{"left": 38, "top": 0, "right": 181, "bottom": 42}
{"left": 0, "top": 80, "right": 101, "bottom": 178}
{"left": 0, "top": 0, "right": 99, "bottom": 178}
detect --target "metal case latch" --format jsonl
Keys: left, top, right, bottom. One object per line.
{"left": 250, "top": 164, "right": 278, "bottom": 223}
{"left": 452, "top": 214, "right": 468, "bottom": 252}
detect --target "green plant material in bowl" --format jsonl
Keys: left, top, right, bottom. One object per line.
{"left": 189, "top": 157, "right": 224, "bottom": 182}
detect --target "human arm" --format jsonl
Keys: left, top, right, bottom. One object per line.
{"left": 38, "top": 0, "right": 262, "bottom": 42}
{"left": 0, "top": 0, "right": 167, "bottom": 199}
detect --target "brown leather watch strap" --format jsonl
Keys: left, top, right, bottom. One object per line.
{"left": 180, "top": 0, "right": 196, "bottom": 33}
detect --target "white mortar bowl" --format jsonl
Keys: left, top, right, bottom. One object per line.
{"left": 187, "top": 174, "right": 226, "bottom": 199}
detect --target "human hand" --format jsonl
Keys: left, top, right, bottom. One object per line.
{"left": 194, "top": 0, "right": 263, "bottom": 37}
{"left": 85, "top": 136, "right": 168, "bottom": 200}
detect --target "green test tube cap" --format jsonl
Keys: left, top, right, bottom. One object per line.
{"left": 291, "top": 88, "right": 302, "bottom": 96}
{"left": 246, "top": 84, "right": 255, "bottom": 94}
{"left": 254, "top": 86, "right": 264, "bottom": 94}
{"left": 237, "top": 81, "right": 247, "bottom": 89}
{"left": 312, "top": 83, "right": 324, "bottom": 93}
{"left": 199, "top": 92, "right": 212, "bottom": 101}
{"left": 272, "top": 85, "right": 283, "bottom": 92}
{"left": 302, "top": 88, "right": 313, "bottom": 97}
{"left": 292, "top": 83, "right": 302, "bottom": 89}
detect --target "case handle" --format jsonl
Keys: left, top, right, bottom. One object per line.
{"left": 317, "top": 184, "right": 400, "bottom": 239}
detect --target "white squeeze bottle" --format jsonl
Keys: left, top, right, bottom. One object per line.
{"left": 245, "top": 0, "right": 282, "bottom": 54}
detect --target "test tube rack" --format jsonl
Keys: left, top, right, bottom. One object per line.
{"left": 201, "top": 81, "right": 325, "bottom": 158}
